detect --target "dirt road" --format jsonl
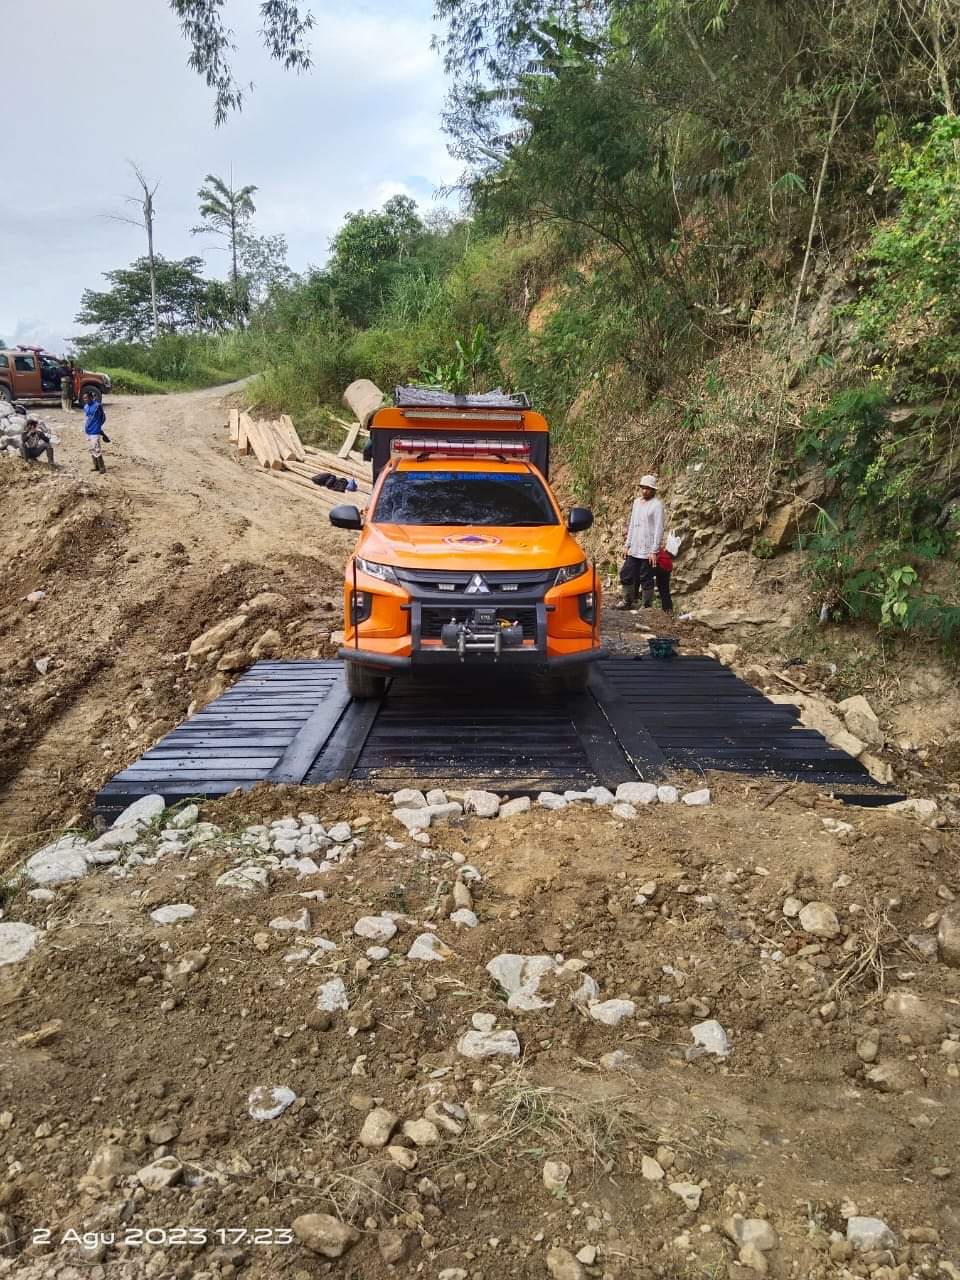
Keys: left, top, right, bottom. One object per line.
{"left": 0, "top": 387, "right": 349, "bottom": 843}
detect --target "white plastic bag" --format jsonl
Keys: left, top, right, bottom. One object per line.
{"left": 665, "top": 531, "right": 681, "bottom": 556}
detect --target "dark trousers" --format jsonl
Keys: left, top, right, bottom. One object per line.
{"left": 620, "top": 556, "right": 672, "bottom": 612}
{"left": 21, "top": 443, "right": 54, "bottom": 464}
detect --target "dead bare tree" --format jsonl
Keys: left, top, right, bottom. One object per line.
{"left": 105, "top": 163, "right": 161, "bottom": 339}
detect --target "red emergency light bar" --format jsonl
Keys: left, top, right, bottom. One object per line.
{"left": 391, "top": 436, "right": 532, "bottom": 459}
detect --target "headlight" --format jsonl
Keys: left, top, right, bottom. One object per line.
{"left": 356, "top": 557, "right": 399, "bottom": 584}
{"left": 555, "top": 560, "right": 588, "bottom": 585}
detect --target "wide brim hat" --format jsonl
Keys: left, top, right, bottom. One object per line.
{"left": 639, "top": 474, "right": 658, "bottom": 489}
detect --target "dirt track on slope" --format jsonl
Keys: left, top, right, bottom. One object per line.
{"left": 0, "top": 387, "right": 350, "bottom": 844}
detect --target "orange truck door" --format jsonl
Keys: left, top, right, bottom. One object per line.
{"left": 11, "top": 352, "right": 42, "bottom": 399}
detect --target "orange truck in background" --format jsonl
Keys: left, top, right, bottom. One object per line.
{"left": 0, "top": 347, "right": 111, "bottom": 406}
{"left": 329, "top": 387, "right": 601, "bottom": 698}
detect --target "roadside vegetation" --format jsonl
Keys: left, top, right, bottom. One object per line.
{"left": 73, "top": 0, "right": 960, "bottom": 651}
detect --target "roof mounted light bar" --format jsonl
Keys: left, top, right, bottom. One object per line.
{"left": 391, "top": 436, "right": 532, "bottom": 460}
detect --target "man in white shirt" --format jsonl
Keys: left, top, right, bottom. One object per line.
{"left": 618, "top": 474, "right": 664, "bottom": 610}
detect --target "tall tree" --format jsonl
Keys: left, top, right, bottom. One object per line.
{"left": 106, "top": 163, "right": 162, "bottom": 340}
{"left": 192, "top": 172, "right": 258, "bottom": 326}
{"left": 76, "top": 256, "right": 231, "bottom": 342}
{"left": 327, "top": 195, "right": 425, "bottom": 325}
{"left": 169, "top": 1, "right": 315, "bottom": 124}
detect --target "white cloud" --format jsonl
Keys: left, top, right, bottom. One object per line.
{"left": 0, "top": 0, "right": 457, "bottom": 350}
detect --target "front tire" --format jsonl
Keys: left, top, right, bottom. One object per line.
{"left": 79, "top": 383, "right": 102, "bottom": 403}
{"left": 0, "top": 385, "right": 12, "bottom": 403}
{"left": 345, "top": 660, "right": 387, "bottom": 699}
{"left": 553, "top": 664, "right": 590, "bottom": 693}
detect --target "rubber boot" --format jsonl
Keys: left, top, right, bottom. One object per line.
{"left": 96, "top": 455, "right": 106, "bottom": 473}
{"left": 641, "top": 589, "right": 655, "bottom": 609}
{"left": 91, "top": 457, "right": 100, "bottom": 472}
{"left": 615, "top": 585, "right": 636, "bottom": 611}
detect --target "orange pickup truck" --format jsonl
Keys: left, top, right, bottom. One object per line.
{"left": 329, "top": 387, "right": 601, "bottom": 698}
{"left": 0, "top": 348, "right": 111, "bottom": 406}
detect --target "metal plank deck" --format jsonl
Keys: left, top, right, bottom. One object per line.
{"left": 95, "top": 656, "right": 899, "bottom": 818}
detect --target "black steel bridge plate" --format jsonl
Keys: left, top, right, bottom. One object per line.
{"left": 95, "top": 657, "right": 899, "bottom": 819}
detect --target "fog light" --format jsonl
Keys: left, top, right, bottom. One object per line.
{"left": 350, "top": 590, "right": 373, "bottom": 624}
{"left": 578, "top": 591, "right": 596, "bottom": 624}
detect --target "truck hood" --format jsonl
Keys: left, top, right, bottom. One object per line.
{"left": 360, "top": 522, "right": 582, "bottom": 570}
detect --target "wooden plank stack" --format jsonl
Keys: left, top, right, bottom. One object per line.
{"left": 226, "top": 409, "right": 373, "bottom": 511}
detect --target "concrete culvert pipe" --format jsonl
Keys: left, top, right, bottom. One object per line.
{"left": 342, "top": 379, "right": 385, "bottom": 431}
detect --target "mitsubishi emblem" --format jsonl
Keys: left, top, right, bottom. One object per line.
{"left": 464, "top": 573, "right": 490, "bottom": 594}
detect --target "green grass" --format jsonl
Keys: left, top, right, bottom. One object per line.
{"left": 101, "top": 367, "right": 169, "bottom": 395}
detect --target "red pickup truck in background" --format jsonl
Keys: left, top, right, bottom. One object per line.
{"left": 0, "top": 347, "right": 111, "bottom": 405}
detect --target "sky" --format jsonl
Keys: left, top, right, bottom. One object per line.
{"left": 0, "top": 0, "right": 460, "bottom": 352}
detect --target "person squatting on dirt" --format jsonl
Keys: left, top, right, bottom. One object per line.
{"left": 83, "top": 391, "right": 109, "bottom": 473}
{"left": 20, "top": 416, "right": 55, "bottom": 466}
{"left": 618, "top": 473, "right": 672, "bottom": 612}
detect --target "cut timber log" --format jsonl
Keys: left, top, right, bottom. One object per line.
{"left": 343, "top": 379, "right": 384, "bottom": 430}
{"left": 243, "top": 416, "right": 284, "bottom": 470}
{"left": 338, "top": 421, "right": 361, "bottom": 459}
{"left": 228, "top": 408, "right": 240, "bottom": 443}
{"left": 301, "top": 445, "right": 369, "bottom": 483}
{"left": 259, "top": 421, "right": 289, "bottom": 470}
{"left": 278, "top": 415, "right": 307, "bottom": 462}
{"left": 237, "top": 412, "right": 253, "bottom": 455}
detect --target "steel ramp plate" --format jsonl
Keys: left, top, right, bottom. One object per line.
{"left": 96, "top": 656, "right": 901, "bottom": 818}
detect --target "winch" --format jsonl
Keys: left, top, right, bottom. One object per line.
{"left": 440, "top": 607, "right": 524, "bottom": 659}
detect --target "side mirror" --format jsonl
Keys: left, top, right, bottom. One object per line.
{"left": 329, "top": 504, "right": 363, "bottom": 530}
{"left": 567, "top": 506, "right": 593, "bottom": 533}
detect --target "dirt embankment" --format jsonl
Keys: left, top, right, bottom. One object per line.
{"left": 0, "top": 388, "right": 350, "bottom": 847}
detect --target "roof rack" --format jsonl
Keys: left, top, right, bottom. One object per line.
{"left": 394, "top": 386, "right": 531, "bottom": 410}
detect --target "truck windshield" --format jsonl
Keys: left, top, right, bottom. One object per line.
{"left": 374, "top": 470, "right": 558, "bottom": 526}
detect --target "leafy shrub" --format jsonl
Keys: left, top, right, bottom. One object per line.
{"left": 100, "top": 368, "right": 168, "bottom": 395}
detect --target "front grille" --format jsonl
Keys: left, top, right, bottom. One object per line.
{"left": 396, "top": 567, "right": 555, "bottom": 594}
{"left": 420, "top": 606, "right": 538, "bottom": 641}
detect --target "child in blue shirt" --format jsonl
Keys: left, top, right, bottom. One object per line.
{"left": 83, "top": 391, "right": 109, "bottom": 473}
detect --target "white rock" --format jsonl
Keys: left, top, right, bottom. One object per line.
{"left": 615, "top": 782, "right": 658, "bottom": 805}
{"left": 682, "top": 788, "right": 711, "bottom": 806}
{"left": 657, "top": 785, "right": 679, "bottom": 804}
{"left": 463, "top": 789, "right": 501, "bottom": 818}
{"left": 537, "top": 792, "right": 568, "bottom": 809}
{"left": 612, "top": 803, "right": 638, "bottom": 820}
{"left": 472, "top": 1012, "right": 497, "bottom": 1032}
{"left": 402, "top": 1117, "right": 442, "bottom": 1147}
{"left": 248, "top": 1085, "right": 297, "bottom": 1121}
{"left": 136, "top": 1156, "right": 183, "bottom": 1190}
{"left": 887, "top": 797, "right": 938, "bottom": 819}
{"left": 216, "top": 863, "right": 270, "bottom": 891}
{"left": 588, "top": 999, "right": 636, "bottom": 1027}
{"left": 27, "top": 889, "right": 55, "bottom": 902}
{"left": 798, "top": 901, "right": 841, "bottom": 939}
{"left": 689, "top": 1019, "right": 732, "bottom": 1058}
{"left": 427, "top": 801, "right": 463, "bottom": 821}
{"left": 542, "top": 1159, "right": 572, "bottom": 1193}
{"left": 846, "top": 1216, "right": 897, "bottom": 1251}
{"left": 450, "top": 908, "right": 478, "bottom": 928}
{"left": 149, "top": 904, "right": 196, "bottom": 925}
{"left": 392, "top": 788, "right": 428, "bottom": 809}
{"left": 327, "top": 822, "right": 352, "bottom": 843}
{"left": 938, "top": 904, "right": 960, "bottom": 968}
{"left": 499, "top": 796, "right": 531, "bottom": 818}
{"left": 317, "top": 977, "right": 350, "bottom": 1011}
{"left": 782, "top": 896, "right": 802, "bottom": 918}
{"left": 112, "top": 795, "right": 166, "bottom": 830}
{"left": 167, "top": 804, "right": 199, "bottom": 830}
{"left": 408, "top": 933, "right": 452, "bottom": 961}
{"left": 670, "top": 1181, "right": 702, "bottom": 1210}
{"left": 366, "top": 946, "right": 390, "bottom": 961}
{"left": 723, "top": 1217, "right": 779, "bottom": 1252}
{"left": 270, "top": 908, "right": 311, "bottom": 932}
{"left": 487, "top": 953, "right": 557, "bottom": 1011}
{"left": 641, "top": 1155, "right": 665, "bottom": 1181}
{"left": 394, "top": 807, "right": 432, "bottom": 832}
{"left": 89, "top": 826, "right": 140, "bottom": 851}
{"left": 0, "top": 923, "right": 40, "bottom": 967}
{"left": 359, "top": 1107, "right": 398, "bottom": 1149}
{"left": 456, "top": 1029, "right": 521, "bottom": 1059}
{"left": 426, "top": 788, "right": 448, "bottom": 806}
{"left": 24, "top": 838, "right": 89, "bottom": 886}
{"left": 354, "top": 915, "right": 398, "bottom": 942}
{"left": 586, "top": 786, "right": 616, "bottom": 805}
